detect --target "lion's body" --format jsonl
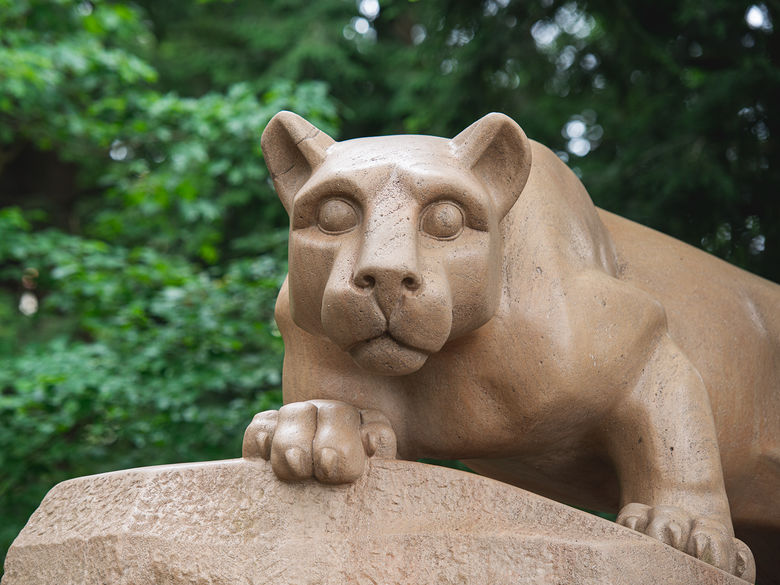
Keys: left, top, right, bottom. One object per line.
{"left": 278, "top": 140, "right": 780, "bottom": 522}
{"left": 257, "top": 111, "right": 778, "bottom": 581}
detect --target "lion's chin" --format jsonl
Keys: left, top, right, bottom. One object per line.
{"left": 348, "top": 334, "right": 429, "bottom": 376}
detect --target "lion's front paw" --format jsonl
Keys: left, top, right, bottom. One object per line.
{"left": 242, "top": 400, "right": 396, "bottom": 484}
{"left": 617, "top": 503, "right": 755, "bottom": 581}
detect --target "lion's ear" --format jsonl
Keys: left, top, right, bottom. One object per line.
{"left": 261, "top": 111, "right": 336, "bottom": 213}
{"left": 450, "top": 113, "right": 532, "bottom": 219}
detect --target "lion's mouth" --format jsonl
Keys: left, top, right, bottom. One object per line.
{"left": 346, "top": 330, "right": 414, "bottom": 352}
{"left": 347, "top": 332, "right": 430, "bottom": 376}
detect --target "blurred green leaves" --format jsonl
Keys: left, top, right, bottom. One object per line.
{"left": 0, "top": 206, "right": 287, "bottom": 557}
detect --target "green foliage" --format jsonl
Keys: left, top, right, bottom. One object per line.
{"left": 0, "top": 174, "right": 292, "bottom": 561}
{"left": 1, "top": 0, "right": 778, "bottom": 572}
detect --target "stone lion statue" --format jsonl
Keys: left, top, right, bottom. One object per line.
{"left": 244, "top": 111, "right": 779, "bottom": 582}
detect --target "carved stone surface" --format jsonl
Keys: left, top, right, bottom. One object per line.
{"left": 1, "top": 458, "right": 753, "bottom": 585}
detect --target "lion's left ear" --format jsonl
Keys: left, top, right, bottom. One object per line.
{"left": 261, "top": 111, "right": 336, "bottom": 214}
{"left": 450, "top": 113, "right": 532, "bottom": 219}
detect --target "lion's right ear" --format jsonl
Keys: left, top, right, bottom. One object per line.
{"left": 450, "top": 113, "right": 532, "bottom": 219}
{"left": 261, "top": 111, "right": 335, "bottom": 213}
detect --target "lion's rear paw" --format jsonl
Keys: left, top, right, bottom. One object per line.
{"left": 617, "top": 503, "right": 755, "bottom": 582}
{"left": 242, "top": 400, "right": 396, "bottom": 484}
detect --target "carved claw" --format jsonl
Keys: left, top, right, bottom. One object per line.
{"left": 242, "top": 400, "right": 397, "bottom": 484}
{"left": 617, "top": 503, "right": 756, "bottom": 582}
{"left": 359, "top": 408, "right": 397, "bottom": 459}
{"left": 734, "top": 538, "right": 757, "bottom": 582}
{"left": 242, "top": 410, "right": 278, "bottom": 459}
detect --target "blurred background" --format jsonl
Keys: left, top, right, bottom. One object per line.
{"left": 1, "top": 0, "right": 778, "bottom": 568}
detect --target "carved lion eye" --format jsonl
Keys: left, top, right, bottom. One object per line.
{"left": 318, "top": 198, "right": 358, "bottom": 234}
{"left": 420, "top": 201, "right": 464, "bottom": 240}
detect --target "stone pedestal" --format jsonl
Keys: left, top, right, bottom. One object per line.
{"left": 2, "top": 458, "right": 748, "bottom": 584}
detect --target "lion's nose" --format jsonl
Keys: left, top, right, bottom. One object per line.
{"left": 353, "top": 263, "right": 421, "bottom": 319}
{"left": 352, "top": 198, "right": 422, "bottom": 314}
{"left": 353, "top": 266, "right": 421, "bottom": 292}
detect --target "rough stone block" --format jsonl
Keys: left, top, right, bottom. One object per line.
{"left": 2, "top": 458, "right": 750, "bottom": 584}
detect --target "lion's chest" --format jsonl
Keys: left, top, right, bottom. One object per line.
{"left": 283, "top": 300, "right": 609, "bottom": 460}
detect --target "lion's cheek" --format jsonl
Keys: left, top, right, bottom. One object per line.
{"left": 288, "top": 233, "right": 344, "bottom": 338}
{"left": 388, "top": 274, "right": 453, "bottom": 353}
{"left": 320, "top": 274, "right": 386, "bottom": 351}
{"left": 445, "top": 242, "right": 502, "bottom": 340}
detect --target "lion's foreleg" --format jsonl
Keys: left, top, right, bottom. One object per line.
{"left": 602, "top": 335, "right": 754, "bottom": 578}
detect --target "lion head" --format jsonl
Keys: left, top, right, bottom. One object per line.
{"left": 261, "top": 112, "right": 532, "bottom": 376}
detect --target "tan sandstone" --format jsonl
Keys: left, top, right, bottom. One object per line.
{"left": 1, "top": 458, "right": 754, "bottom": 585}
